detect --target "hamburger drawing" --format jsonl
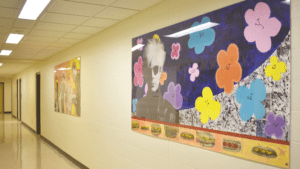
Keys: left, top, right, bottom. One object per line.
{"left": 196, "top": 131, "right": 215, "bottom": 147}
{"left": 132, "top": 121, "right": 139, "bottom": 130}
{"left": 151, "top": 124, "right": 161, "bottom": 135}
{"left": 164, "top": 125, "right": 179, "bottom": 138}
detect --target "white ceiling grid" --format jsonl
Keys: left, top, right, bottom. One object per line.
{"left": 0, "top": 0, "right": 163, "bottom": 77}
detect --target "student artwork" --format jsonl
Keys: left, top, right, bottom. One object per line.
{"left": 54, "top": 57, "right": 81, "bottom": 117}
{"left": 131, "top": 0, "right": 290, "bottom": 168}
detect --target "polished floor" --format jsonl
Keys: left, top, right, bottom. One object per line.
{"left": 0, "top": 114, "right": 80, "bottom": 169}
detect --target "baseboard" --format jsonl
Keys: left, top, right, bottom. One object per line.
{"left": 4, "top": 111, "right": 12, "bottom": 114}
{"left": 40, "top": 135, "right": 89, "bottom": 169}
{"left": 21, "top": 121, "right": 36, "bottom": 134}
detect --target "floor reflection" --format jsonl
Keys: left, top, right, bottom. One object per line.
{"left": 0, "top": 114, "right": 80, "bottom": 169}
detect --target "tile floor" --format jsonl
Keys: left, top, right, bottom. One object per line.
{"left": 0, "top": 114, "right": 80, "bottom": 169}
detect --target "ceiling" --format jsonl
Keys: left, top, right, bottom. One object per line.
{"left": 0, "top": 0, "right": 163, "bottom": 78}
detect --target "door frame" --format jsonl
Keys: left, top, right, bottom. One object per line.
{"left": 17, "top": 80, "right": 18, "bottom": 119}
{"left": 0, "top": 82, "right": 4, "bottom": 114}
{"left": 36, "top": 73, "right": 41, "bottom": 135}
{"left": 19, "top": 79, "right": 21, "bottom": 121}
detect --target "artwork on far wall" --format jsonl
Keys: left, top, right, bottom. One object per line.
{"left": 54, "top": 57, "right": 81, "bottom": 117}
{"left": 131, "top": 0, "right": 290, "bottom": 168}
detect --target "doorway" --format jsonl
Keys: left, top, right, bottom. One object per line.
{"left": 0, "top": 83, "right": 4, "bottom": 114}
{"left": 19, "top": 79, "right": 22, "bottom": 121}
{"left": 36, "top": 73, "right": 41, "bottom": 135}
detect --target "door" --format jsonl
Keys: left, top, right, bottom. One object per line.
{"left": 36, "top": 73, "right": 41, "bottom": 134}
{"left": 19, "top": 79, "right": 21, "bottom": 121}
{"left": 0, "top": 83, "right": 3, "bottom": 114}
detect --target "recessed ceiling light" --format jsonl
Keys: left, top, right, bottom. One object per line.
{"left": 6, "top": 34, "right": 24, "bottom": 44}
{"left": 0, "top": 50, "right": 12, "bottom": 56}
{"left": 0, "top": 63, "right": 3, "bottom": 66}
{"left": 18, "top": 0, "right": 51, "bottom": 20}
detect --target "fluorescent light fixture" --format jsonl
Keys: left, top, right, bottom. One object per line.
{"left": 282, "top": 0, "right": 290, "bottom": 5}
{"left": 0, "top": 50, "right": 12, "bottom": 56}
{"left": 58, "top": 68, "right": 71, "bottom": 71}
{"left": 18, "top": 0, "right": 51, "bottom": 20}
{"left": 132, "top": 44, "right": 145, "bottom": 52}
{"left": 6, "top": 34, "right": 24, "bottom": 44}
{"left": 164, "top": 22, "right": 219, "bottom": 38}
{"left": 0, "top": 63, "right": 2, "bottom": 66}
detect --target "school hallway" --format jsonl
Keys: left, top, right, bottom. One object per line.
{"left": 0, "top": 114, "right": 79, "bottom": 169}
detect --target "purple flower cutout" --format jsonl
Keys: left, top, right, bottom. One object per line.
{"left": 264, "top": 112, "right": 286, "bottom": 139}
{"left": 163, "top": 82, "right": 183, "bottom": 109}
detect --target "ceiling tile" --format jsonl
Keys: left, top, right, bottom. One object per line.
{"left": 56, "top": 38, "right": 81, "bottom": 44}
{"left": 29, "top": 30, "right": 67, "bottom": 38}
{"left": 0, "top": 6, "right": 19, "bottom": 18}
{"left": 20, "top": 40, "right": 53, "bottom": 47}
{"left": 17, "top": 44, "right": 46, "bottom": 50}
{"left": 10, "top": 27, "right": 31, "bottom": 35}
{"left": 0, "top": 34, "right": 8, "bottom": 43}
{"left": 49, "top": 1, "right": 105, "bottom": 17}
{"left": 22, "top": 36, "right": 59, "bottom": 43}
{"left": 82, "top": 18, "right": 118, "bottom": 27}
{"left": 65, "top": 0, "right": 117, "bottom": 6}
{"left": 13, "top": 19, "right": 36, "bottom": 29}
{"left": 9, "top": 54, "right": 34, "bottom": 60}
{"left": 71, "top": 26, "right": 104, "bottom": 34}
{"left": 34, "top": 22, "right": 76, "bottom": 32}
{"left": 95, "top": 7, "right": 138, "bottom": 20}
{"left": 1, "top": 44, "right": 19, "bottom": 50}
{"left": 50, "top": 43, "right": 73, "bottom": 48}
{"left": 0, "top": 27, "right": 11, "bottom": 34}
{"left": 63, "top": 32, "right": 92, "bottom": 39}
{"left": 0, "top": 18, "right": 14, "bottom": 27}
{"left": 40, "top": 13, "right": 90, "bottom": 25}
{"left": 111, "top": 0, "right": 162, "bottom": 10}
{"left": 0, "top": 0, "right": 23, "bottom": 8}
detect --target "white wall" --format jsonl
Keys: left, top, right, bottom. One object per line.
{"left": 11, "top": 0, "right": 300, "bottom": 168}
{"left": 0, "top": 78, "right": 12, "bottom": 112}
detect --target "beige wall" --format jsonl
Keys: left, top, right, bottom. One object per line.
{"left": 0, "top": 78, "right": 12, "bottom": 112}
{"left": 11, "top": 0, "right": 300, "bottom": 168}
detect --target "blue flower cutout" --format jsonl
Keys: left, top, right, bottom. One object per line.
{"left": 132, "top": 99, "right": 138, "bottom": 112}
{"left": 188, "top": 17, "right": 216, "bottom": 54}
{"left": 236, "top": 79, "right": 266, "bottom": 121}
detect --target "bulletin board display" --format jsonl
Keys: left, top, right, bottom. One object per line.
{"left": 131, "top": 0, "right": 290, "bottom": 168}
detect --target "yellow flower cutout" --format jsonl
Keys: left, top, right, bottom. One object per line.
{"left": 195, "top": 87, "right": 221, "bottom": 124}
{"left": 265, "top": 56, "right": 287, "bottom": 81}
{"left": 153, "top": 34, "right": 160, "bottom": 41}
{"left": 160, "top": 71, "right": 167, "bottom": 85}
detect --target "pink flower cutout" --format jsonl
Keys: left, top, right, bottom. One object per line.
{"left": 134, "top": 56, "right": 144, "bottom": 87}
{"left": 244, "top": 2, "right": 281, "bottom": 53}
{"left": 171, "top": 43, "right": 181, "bottom": 60}
{"left": 188, "top": 63, "right": 200, "bottom": 82}
{"left": 137, "top": 38, "right": 143, "bottom": 51}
